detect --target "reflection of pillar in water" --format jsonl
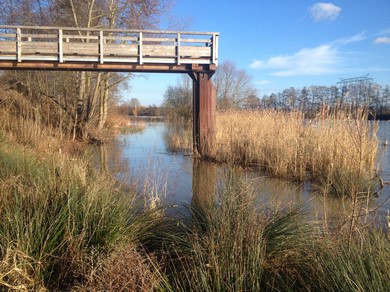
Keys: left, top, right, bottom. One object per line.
{"left": 192, "top": 159, "right": 216, "bottom": 216}
{"left": 99, "top": 144, "right": 108, "bottom": 174}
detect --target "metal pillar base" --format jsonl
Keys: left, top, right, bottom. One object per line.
{"left": 190, "top": 71, "right": 216, "bottom": 157}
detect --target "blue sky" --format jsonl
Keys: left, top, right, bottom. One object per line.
{"left": 128, "top": 1, "right": 390, "bottom": 106}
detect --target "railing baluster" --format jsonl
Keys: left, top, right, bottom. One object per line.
{"left": 58, "top": 29, "right": 63, "bottom": 63}
{"left": 16, "top": 28, "right": 21, "bottom": 62}
{"left": 177, "top": 33, "right": 181, "bottom": 65}
{"left": 213, "top": 33, "right": 219, "bottom": 65}
{"left": 138, "top": 32, "right": 143, "bottom": 64}
{"left": 99, "top": 30, "right": 104, "bottom": 64}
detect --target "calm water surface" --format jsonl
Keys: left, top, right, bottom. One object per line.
{"left": 95, "top": 121, "right": 390, "bottom": 229}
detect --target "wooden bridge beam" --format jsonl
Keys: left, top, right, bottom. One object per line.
{"left": 190, "top": 71, "right": 216, "bottom": 157}
{"left": 0, "top": 61, "right": 216, "bottom": 74}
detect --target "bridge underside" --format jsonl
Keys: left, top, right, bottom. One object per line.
{"left": 0, "top": 26, "right": 218, "bottom": 156}
{"left": 0, "top": 60, "right": 216, "bottom": 74}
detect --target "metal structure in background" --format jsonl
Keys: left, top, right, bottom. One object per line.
{"left": 336, "top": 74, "right": 374, "bottom": 106}
{"left": 0, "top": 25, "right": 219, "bottom": 156}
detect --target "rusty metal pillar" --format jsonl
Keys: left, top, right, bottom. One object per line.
{"left": 190, "top": 71, "right": 216, "bottom": 157}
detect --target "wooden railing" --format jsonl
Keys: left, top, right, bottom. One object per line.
{"left": 0, "top": 26, "right": 219, "bottom": 66}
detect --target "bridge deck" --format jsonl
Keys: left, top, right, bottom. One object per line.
{"left": 0, "top": 26, "right": 219, "bottom": 73}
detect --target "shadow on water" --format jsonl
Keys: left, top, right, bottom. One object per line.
{"left": 91, "top": 121, "right": 390, "bottom": 229}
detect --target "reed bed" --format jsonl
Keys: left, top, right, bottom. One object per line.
{"left": 164, "top": 121, "right": 192, "bottom": 153}
{"left": 0, "top": 89, "right": 47, "bottom": 147}
{"left": 215, "top": 110, "right": 378, "bottom": 197}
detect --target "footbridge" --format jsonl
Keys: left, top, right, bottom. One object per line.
{"left": 0, "top": 26, "right": 219, "bottom": 156}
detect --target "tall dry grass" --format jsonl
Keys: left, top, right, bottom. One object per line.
{"left": 0, "top": 86, "right": 86, "bottom": 155}
{"left": 164, "top": 121, "right": 192, "bottom": 153}
{"left": 215, "top": 110, "right": 378, "bottom": 197}
{"left": 0, "top": 88, "right": 46, "bottom": 145}
{"left": 0, "top": 138, "right": 165, "bottom": 290}
{"left": 104, "top": 113, "right": 146, "bottom": 135}
{"left": 0, "top": 86, "right": 166, "bottom": 290}
{"left": 1, "top": 118, "right": 388, "bottom": 290}
{"left": 2, "top": 84, "right": 387, "bottom": 290}
{"left": 150, "top": 172, "right": 390, "bottom": 291}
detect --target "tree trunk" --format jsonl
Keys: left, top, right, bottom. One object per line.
{"left": 98, "top": 73, "right": 109, "bottom": 129}
{"left": 75, "top": 71, "right": 86, "bottom": 139}
{"left": 87, "top": 73, "right": 102, "bottom": 123}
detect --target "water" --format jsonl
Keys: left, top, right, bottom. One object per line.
{"left": 94, "top": 123, "right": 193, "bottom": 204}
{"left": 93, "top": 121, "right": 390, "bottom": 229}
{"left": 375, "top": 121, "right": 390, "bottom": 224}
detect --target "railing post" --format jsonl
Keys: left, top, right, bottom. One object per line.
{"left": 138, "top": 32, "right": 143, "bottom": 64}
{"left": 212, "top": 33, "right": 219, "bottom": 65}
{"left": 58, "top": 29, "right": 63, "bottom": 63}
{"left": 177, "top": 33, "right": 181, "bottom": 65}
{"left": 99, "top": 30, "right": 104, "bottom": 64}
{"left": 16, "top": 28, "right": 21, "bottom": 62}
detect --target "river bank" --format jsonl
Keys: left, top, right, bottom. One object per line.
{"left": 1, "top": 132, "right": 389, "bottom": 290}
{"left": 1, "top": 93, "right": 389, "bottom": 289}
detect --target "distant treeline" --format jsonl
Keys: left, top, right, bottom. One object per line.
{"left": 116, "top": 102, "right": 164, "bottom": 117}
{"left": 161, "top": 78, "right": 390, "bottom": 120}
{"left": 256, "top": 83, "right": 390, "bottom": 119}
{"left": 117, "top": 63, "right": 390, "bottom": 121}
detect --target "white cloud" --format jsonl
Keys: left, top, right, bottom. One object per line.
{"left": 332, "top": 31, "right": 366, "bottom": 46}
{"left": 310, "top": 3, "right": 341, "bottom": 21}
{"left": 249, "top": 32, "right": 368, "bottom": 77}
{"left": 374, "top": 37, "right": 390, "bottom": 44}
{"left": 250, "top": 45, "right": 340, "bottom": 77}
{"left": 256, "top": 80, "right": 272, "bottom": 85}
{"left": 376, "top": 28, "right": 390, "bottom": 36}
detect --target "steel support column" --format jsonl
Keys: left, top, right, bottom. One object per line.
{"left": 191, "top": 71, "right": 216, "bottom": 157}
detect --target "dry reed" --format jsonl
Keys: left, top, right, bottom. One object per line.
{"left": 215, "top": 110, "right": 378, "bottom": 196}
{"left": 79, "top": 244, "right": 160, "bottom": 291}
{"left": 164, "top": 122, "right": 192, "bottom": 153}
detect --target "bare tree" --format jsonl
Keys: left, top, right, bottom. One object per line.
{"left": 244, "top": 94, "right": 260, "bottom": 109}
{"left": 163, "top": 75, "right": 192, "bottom": 120}
{"left": 0, "top": 0, "right": 171, "bottom": 139}
{"left": 213, "top": 60, "right": 257, "bottom": 110}
{"left": 129, "top": 98, "right": 141, "bottom": 116}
